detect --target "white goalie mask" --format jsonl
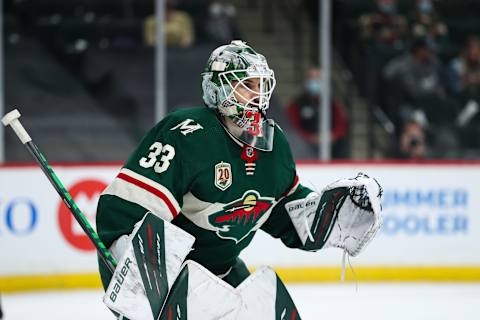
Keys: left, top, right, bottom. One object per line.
{"left": 202, "top": 40, "right": 277, "bottom": 151}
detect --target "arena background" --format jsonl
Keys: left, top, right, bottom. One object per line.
{"left": 0, "top": 0, "right": 479, "bottom": 319}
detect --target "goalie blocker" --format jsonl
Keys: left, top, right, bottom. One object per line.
{"left": 102, "top": 212, "right": 301, "bottom": 320}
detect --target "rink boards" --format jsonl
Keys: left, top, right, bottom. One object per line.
{"left": 1, "top": 162, "right": 480, "bottom": 291}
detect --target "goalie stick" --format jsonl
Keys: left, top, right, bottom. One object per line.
{"left": 2, "top": 109, "right": 199, "bottom": 320}
{"left": 1, "top": 109, "right": 117, "bottom": 274}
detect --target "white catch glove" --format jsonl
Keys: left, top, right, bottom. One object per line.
{"left": 323, "top": 172, "right": 383, "bottom": 256}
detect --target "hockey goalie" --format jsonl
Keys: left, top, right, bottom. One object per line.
{"left": 96, "top": 40, "right": 383, "bottom": 320}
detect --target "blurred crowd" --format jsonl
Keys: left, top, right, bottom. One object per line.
{"left": 5, "top": 0, "right": 480, "bottom": 161}
{"left": 145, "top": 0, "right": 241, "bottom": 48}
{"left": 352, "top": 0, "right": 480, "bottom": 159}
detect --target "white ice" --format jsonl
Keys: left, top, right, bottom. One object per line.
{"left": 2, "top": 283, "right": 479, "bottom": 320}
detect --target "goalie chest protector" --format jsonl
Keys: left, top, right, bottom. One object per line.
{"left": 106, "top": 107, "right": 298, "bottom": 274}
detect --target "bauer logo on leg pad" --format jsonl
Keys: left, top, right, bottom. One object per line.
{"left": 109, "top": 257, "right": 133, "bottom": 302}
{"left": 103, "top": 212, "right": 195, "bottom": 320}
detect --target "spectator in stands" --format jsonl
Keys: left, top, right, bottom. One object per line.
{"left": 358, "top": 0, "right": 408, "bottom": 105}
{"left": 144, "top": 0, "right": 194, "bottom": 47}
{"left": 205, "top": 1, "right": 241, "bottom": 44}
{"left": 395, "top": 111, "right": 427, "bottom": 159}
{"left": 448, "top": 36, "right": 480, "bottom": 99}
{"left": 408, "top": 0, "right": 449, "bottom": 51}
{"left": 286, "top": 67, "right": 349, "bottom": 159}
{"left": 358, "top": 0, "right": 408, "bottom": 48}
{"left": 383, "top": 36, "right": 447, "bottom": 127}
{"left": 384, "top": 36, "right": 466, "bottom": 159}
{"left": 447, "top": 37, "right": 480, "bottom": 154}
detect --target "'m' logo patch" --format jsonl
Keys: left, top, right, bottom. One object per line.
{"left": 170, "top": 119, "right": 203, "bottom": 136}
{"left": 215, "top": 162, "right": 232, "bottom": 191}
{"left": 208, "top": 191, "right": 274, "bottom": 243}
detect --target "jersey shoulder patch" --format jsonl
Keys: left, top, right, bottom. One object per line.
{"left": 163, "top": 107, "right": 218, "bottom": 137}
{"left": 170, "top": 118, "right": 204, "bottom": 135}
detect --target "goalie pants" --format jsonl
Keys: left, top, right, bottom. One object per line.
{"left": 218, "top": 258, "right": 251, "bottom": 288}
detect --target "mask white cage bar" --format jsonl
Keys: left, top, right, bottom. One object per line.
{"left": 218, "top": 71, "right": 276, "bottom": 113}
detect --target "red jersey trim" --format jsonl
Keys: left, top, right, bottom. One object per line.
{"left": 117, "top": 172, "right": 179, "bottom": 218}
{"left": 283, "top": 175, "right": 300, "bottom": 197}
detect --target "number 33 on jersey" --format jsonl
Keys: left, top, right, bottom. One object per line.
{"left": 139, "top": 142, "right": 175, "bottom": 174}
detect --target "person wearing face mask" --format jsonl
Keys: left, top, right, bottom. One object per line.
{"left": 286, "top": 67, "right": 349, "bottom": 159}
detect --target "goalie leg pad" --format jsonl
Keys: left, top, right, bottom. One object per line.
{"left": 236, "top": 266, "right": 301, "bottom": 320}
{"left": 158, "top": 260, "right": 241, "bottom": 320}
{"left": 103, "top": 212, "right": 195, "bottom": 320}
{"left": 158, "top": 262, "right": 301, "bottom": 320}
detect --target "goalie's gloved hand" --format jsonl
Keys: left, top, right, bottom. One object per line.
{"left": 285, "top": 172, "right": 383, "bottom": 257}
{"left": 349, "top": 172, "right": 383, "bottom": 211}
{"left": 323, "top": 172, "right": 383, "bottom": 257}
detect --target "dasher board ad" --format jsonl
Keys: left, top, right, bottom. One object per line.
{"left": 0, "top": 163, "right": 479, "bottom": 276}
{"left": 244, "top": 163, "right": 479, "bottom": 267}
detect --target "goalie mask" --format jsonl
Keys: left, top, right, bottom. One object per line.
{"left": 202, "top": 40, "right": 277, "bottom": 151}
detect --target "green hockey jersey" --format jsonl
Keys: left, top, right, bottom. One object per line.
{"left": 96, "top": 107, "right": 319, "bottom": 287}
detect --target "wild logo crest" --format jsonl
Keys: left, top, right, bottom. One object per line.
{"left": 208, "top": 190, "right": 274, "bottom": 243}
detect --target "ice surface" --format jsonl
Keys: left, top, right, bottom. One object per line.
{"left": 2, "top": 283, "right": 479, "bottom": 320}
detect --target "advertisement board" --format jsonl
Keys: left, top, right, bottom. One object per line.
{"left": 0, "top": 165, "right": 117, "bottom": 276}
{"left": 244, "top": 163, "right": 479, "bottom": 267}
{"left": 1, "top": 163, "right": 479, "bottom": 290}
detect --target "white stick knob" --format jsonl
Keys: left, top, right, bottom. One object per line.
{"left": 1, "top": 109, "right": 32, "bottom": 144}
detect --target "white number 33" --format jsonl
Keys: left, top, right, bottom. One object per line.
{"left": 139, "top": 142, "right": 175, "bottom": 173}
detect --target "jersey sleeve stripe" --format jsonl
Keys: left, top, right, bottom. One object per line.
{"left": 102, "top": 168, "right": 180, "bottom": 219}
{"left": 117, "top": 172, "right": 179, "bottom": 218}
{"left": 121, "top": 168, "right": 180, "bottom": 211}
{"left": 283, "top": 175, "right": 300, "bottom": 197}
